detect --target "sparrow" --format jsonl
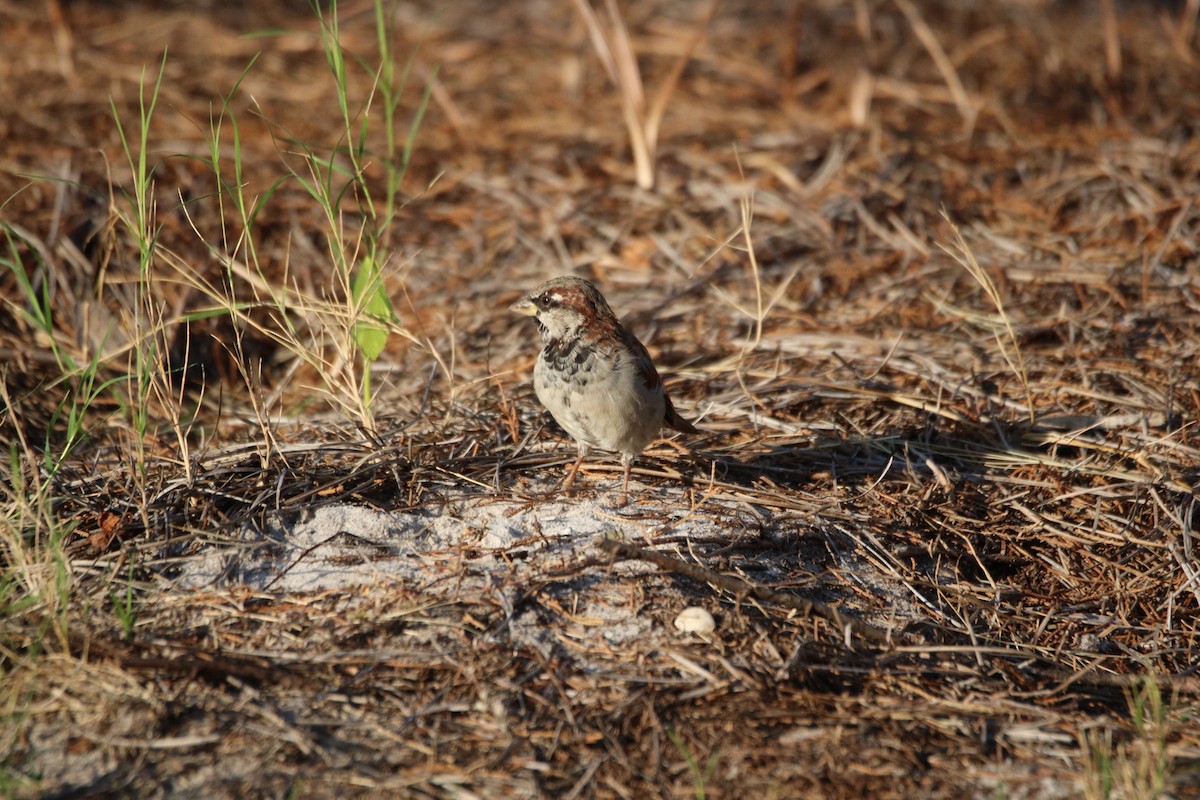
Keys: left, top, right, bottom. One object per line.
{"left": 509, "top": 276, "right": 697, "bottom": 501}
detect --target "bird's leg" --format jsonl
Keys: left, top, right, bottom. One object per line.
{"left": 619, "top": 454, "right": 633, "bottom": 507}
{"left": 562, "top": 447, "right": 588, "bottom": 490}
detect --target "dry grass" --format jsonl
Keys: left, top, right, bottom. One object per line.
{"left": 2, "top": 0, "right": 1200, "bottom": 797}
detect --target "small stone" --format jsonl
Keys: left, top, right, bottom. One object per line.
{"left": 673, "top": 606, "right": 716, "bottom": 635}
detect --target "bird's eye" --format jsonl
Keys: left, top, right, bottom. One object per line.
{"left": 536, "top": 293, "right": 553, "bottom": 308}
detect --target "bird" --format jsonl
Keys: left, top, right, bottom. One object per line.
{"left": 509, "top": 275, "right": 697, "bottom": 502}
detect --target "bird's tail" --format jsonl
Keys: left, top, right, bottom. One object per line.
{"left": 664, "top": 395, "right": 698, "bottom": 434}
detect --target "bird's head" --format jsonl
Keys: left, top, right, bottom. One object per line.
{"left": 509, "top": 276, "right": 616, "bottom": 343}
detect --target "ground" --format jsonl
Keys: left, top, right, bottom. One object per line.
{"left": 2, "top": 0, "right": 1199, "bottom": 798}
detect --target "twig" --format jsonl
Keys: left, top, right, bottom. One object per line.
{"left": 72, "top": 631, "right": 304, "bottom": 687}
{"left": 894, "top": 0, "right": 975, "bottom": 130}
{"left": 571, "top": 0, "right": 717, "bottom": 189}
{"left": 1100, "top": 0, "right": 1121, "bottom": 79}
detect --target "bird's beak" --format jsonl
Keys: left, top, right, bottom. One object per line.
{"left": 509, "top": 295, "right": 537, "bottom": 316}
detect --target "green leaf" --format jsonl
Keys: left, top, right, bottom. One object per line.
{"left": 351, "top": 254, "right": 395, "bottom": 363}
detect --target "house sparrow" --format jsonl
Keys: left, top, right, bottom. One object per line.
{"left": 509, "top": 276, "right": 697, "bottom": 501}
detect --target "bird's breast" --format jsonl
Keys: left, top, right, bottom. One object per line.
{"left": 533, "top": 338, "right": 665, "bottom": 456}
